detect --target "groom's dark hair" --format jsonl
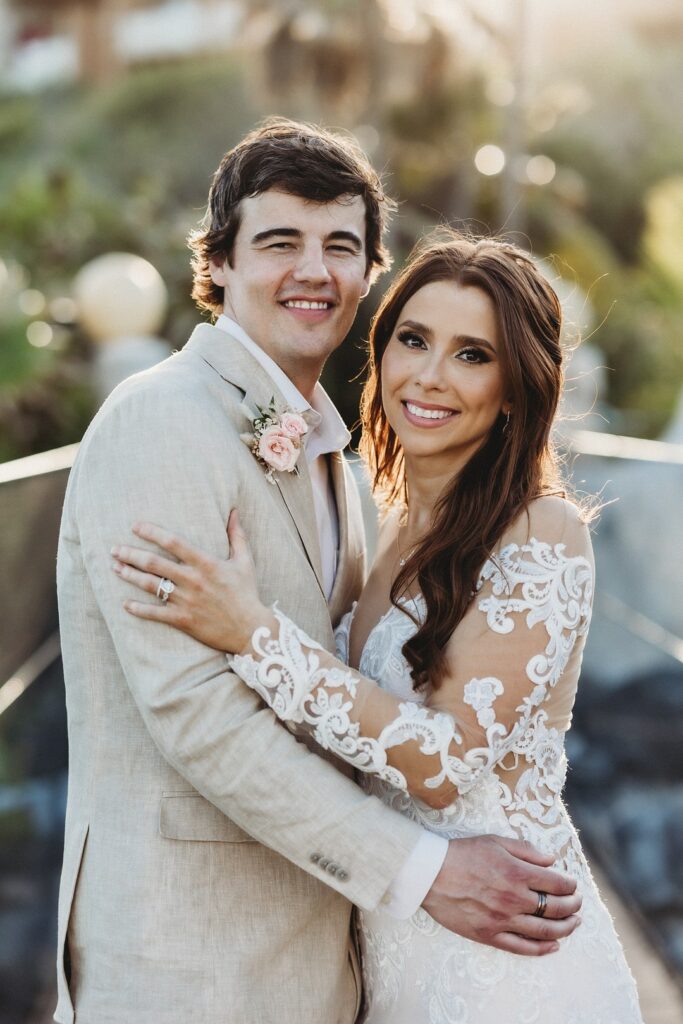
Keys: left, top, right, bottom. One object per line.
{"left": 189, "top": 117, "right": 396, "bottom": 316}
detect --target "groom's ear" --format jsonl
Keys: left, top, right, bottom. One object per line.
{"left": 359, "top": 270, "right": 372, "bottom": 301}
{"left": 209, "top": 258, "right": 228, "bottom": 287}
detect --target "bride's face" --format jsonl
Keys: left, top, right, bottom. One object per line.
{"left": 380, "top": 279, "right": 509, "bottom": 471}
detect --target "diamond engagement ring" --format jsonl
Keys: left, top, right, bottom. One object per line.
{"left": 533, "top": 891, "right": 548, "bottom": 918}
{"left": 156, "top": 578, "right": 175, "bottom": 602}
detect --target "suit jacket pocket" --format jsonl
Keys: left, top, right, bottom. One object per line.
{"left": 159, "top": 792, "right": 256, "bottom": 843}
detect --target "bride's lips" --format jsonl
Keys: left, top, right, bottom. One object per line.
{"left": 401, "top": 399, "right": 459, "bottom": 429}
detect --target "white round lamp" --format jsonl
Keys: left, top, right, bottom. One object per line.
{"left": 73, "top": 253, "right": 172, "bottom": 399}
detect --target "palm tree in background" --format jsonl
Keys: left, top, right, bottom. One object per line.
{"left": 244, "top": 0, "right": 453, "bottom": 127}
{"left": 8, "top": 0, "right": 151, "bottom": 83}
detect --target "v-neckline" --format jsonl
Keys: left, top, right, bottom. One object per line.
{"left": 346, "top": 593, "right": 423, "bottom": 672}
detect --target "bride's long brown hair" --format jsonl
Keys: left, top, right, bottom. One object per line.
{"left": 359, "top": 230, "right": 567, "bottom": 691}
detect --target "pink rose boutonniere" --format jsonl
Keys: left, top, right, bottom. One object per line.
{"left": 241, "top": 399, "right": 308, "bottom": 484}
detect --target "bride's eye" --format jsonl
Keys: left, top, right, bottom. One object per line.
{"left": 397, "top": 330, "right": 427, "bottom": 350}
{"left": 456, "top": 346, "right": 490, "bottom": 364}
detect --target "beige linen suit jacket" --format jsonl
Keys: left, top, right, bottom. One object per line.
{"left": 55, "top": 323, "right": 422, "bottom": 1024}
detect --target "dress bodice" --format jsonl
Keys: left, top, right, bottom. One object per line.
{"left": 335, "top": 595, "right": 425, "bottom": 703}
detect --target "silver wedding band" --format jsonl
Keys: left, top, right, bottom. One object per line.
{"left": 156, "top": 578, "right": 175, "bottom": 602}
{"left": 533, "top": 891, "right": 548, "bottom": 918}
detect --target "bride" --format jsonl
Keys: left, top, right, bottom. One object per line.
{"left": 112, "top": 232, "right": 642, "bottom": 1022}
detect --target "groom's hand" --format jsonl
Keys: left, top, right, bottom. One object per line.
{"left": 421, "top": 835, "right": 582, "bottom": 956}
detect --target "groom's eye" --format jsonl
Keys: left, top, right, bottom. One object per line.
{"left": 327, "top": 240, "right": 360, "bottom": 254}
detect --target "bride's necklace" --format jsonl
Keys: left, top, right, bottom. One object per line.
{"left": 396, "top": 525, "right": 419, "bottom": 569}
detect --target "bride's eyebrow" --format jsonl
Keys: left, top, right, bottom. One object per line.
{"left": 397, "top": 319, "right": 432, "bottom": 335}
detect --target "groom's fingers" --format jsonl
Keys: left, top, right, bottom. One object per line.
{"left": 519, "top": 862, "right": 578, "bottom": 900}
{"left": 493, "top": 933, "right": 560, "bottom": 957}
{"left": 495, "top": 836, "right": 555, "bottom": 869}
{"left": 528, "top": 891, "right": 582, "bottom": 921}
{"left": 508, "top": 912, "right": 581, "bottom": 943}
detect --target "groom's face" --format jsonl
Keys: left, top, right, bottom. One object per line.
{"left": 210, "top": 189, "right": 371, "bottom": 396}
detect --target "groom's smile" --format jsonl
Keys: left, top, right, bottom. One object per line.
{"left": 210, "top": 188, "right": 371, "bottom": 399}
{"left": 278, "top": 293, "right": 338, "bottom": 322}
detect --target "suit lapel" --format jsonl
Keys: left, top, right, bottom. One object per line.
{"left": 327, "top": 451, "right": 355, "bottom": 624}
{"left": 273, "top": 460, "right": 325, "bottom": 600}
{"left": 184, "top": 323, "right": 326, "bottom": 599}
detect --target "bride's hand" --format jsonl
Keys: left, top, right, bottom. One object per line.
{"left": 111, "top": 510, "right": 266, "bottom": 652}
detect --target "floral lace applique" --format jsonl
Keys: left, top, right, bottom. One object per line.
{"left": 231, "top": 605, "right": 462, "bottom": 793}
{"left": 230, "top": 538, "right": 594, "bottom": 808}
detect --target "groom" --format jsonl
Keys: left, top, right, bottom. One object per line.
{"left": 56, "top": 119, "right": 580, "bottom": 1024}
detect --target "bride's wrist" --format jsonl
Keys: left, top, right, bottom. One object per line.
{"left": 233, "top": 602, "right": 277, "bottom": 656}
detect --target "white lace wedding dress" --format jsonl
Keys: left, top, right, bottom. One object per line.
{"left": 230, "top": 505, "right": 643, "bottom": 1023}
{"left": 336, "top": 598, "right": 642, "bottom": 1024}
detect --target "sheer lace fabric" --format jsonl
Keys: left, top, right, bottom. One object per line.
{"left": 230, "top": 505, "right": 643, "bottom": 1022}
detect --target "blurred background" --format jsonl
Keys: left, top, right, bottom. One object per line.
{"left": 0, "top": 1, "right": 682, "bottom": 1021}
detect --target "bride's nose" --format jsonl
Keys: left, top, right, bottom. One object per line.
{"left": 414, "top": 352, "right": 448, "bottom": 391}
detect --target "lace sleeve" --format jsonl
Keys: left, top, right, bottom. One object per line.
{"left": 229, "top": 499, "right": 594, "bottom": 808}
{"left": 229, "top": 610, "right": 459, "bottom": 795}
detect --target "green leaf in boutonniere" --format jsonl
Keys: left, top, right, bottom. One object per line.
{"left": 241, "top": 397, "right": 309, "bottom": 484}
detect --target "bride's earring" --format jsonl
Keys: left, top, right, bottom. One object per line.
{"left": 503, "top": 409, "right": 511, "bottom": 433}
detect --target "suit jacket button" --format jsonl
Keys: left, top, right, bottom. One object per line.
{"left": 327, "top": 863, "right": 338, "bottom": 876}
{"left": 319, "top": 858, "right": 330, "bottom": 869}
{"left": 337, "top": 870, "right": 349, "bottom": 881}
{"left": 310, "top": 853, "right": 321, "bottom": 864}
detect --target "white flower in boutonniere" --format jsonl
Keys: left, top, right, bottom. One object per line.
{"left": 241, "top": 399, "right": 308, "bottom": 484}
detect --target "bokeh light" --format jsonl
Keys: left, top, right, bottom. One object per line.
{"left": 26, "top": 321, "right": 53, "bottom": 348}
{"left": 474, "top": 144, "right": 506, "bottom": 176}
{"left": 526, "top": 154, "right": 557, "bottom": 185}
{"left": 50, "top": 297, "right": 78, "bottom": 324}
{"left": 18, "top": 289, "right": 46, "bottom": 317}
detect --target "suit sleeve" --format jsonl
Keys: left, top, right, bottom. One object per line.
{"left": 72, "top": 381, "right": 422, "bottom": 910}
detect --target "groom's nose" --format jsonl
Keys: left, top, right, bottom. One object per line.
{"left": 292, "top": 242, "right": 332, "bottom": 284}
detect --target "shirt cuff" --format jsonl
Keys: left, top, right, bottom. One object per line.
{"left": 380, "top": 831, "right": 448, "bottom": 920}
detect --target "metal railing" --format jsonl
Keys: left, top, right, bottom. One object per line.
{"left": 0, "top": 444, "right": 77, "bottom": 703}
{"left": 1, "top": 431, "right": 683, "bottom": 705}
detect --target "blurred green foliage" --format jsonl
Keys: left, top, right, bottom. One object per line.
{"left": 0, "top": 23, "right": 682, "bottom": 460}
{"left": 0, "top": 57, "right": 260, "bottom": 460}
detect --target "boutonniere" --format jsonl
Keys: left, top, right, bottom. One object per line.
{"left": 241, "top": 398, "right": 308, "bottom": 484}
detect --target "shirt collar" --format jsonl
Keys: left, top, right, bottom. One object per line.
{"left": 216, "top": 314, "right": 351, "bottom": 461}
